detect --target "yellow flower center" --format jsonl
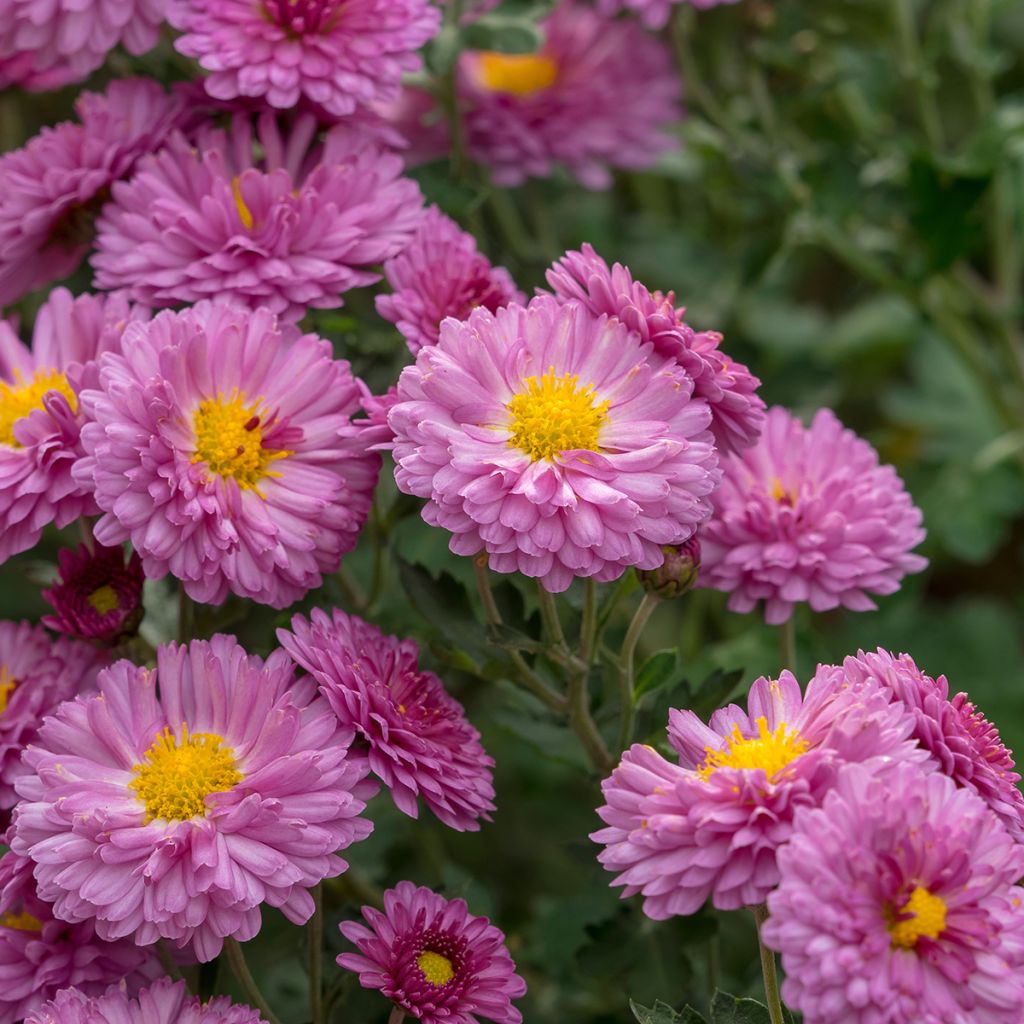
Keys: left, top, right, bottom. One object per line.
{"left": 698, "top": 716, "right": 809, "bottom": 781}
{"left": 191, "top": 392, "right": 289, "bottom": 490}
{"left": 0, "top": 368, "right": 76, "bottom": 448}
{"left": 0, "top": 911, "right": 42, "bottom": 932}
{"left": 417, "top": 950, "right": 455, "bottom": 987}
{"left": 476, "top": 51, "right": 558, "bottom": 97}
{"left": 129, "top": 726, "right": 242, "bottom": 823}
{"left": 770, "top": 477, "right": 796, "bottom": 505}
{"left": 889, "top": 886, "right": 947, "bottom": 948}
{"left": 87, "top": 584, "right": 120, "bottom": 615}
{"left": 0, "top": 665, "right": 16, "bottom": 715}
{"left": 231, "top": 177, "right": 254, "bottom": 230}
{"left": 506, "top": 368, "right": 609, "bottom": 462}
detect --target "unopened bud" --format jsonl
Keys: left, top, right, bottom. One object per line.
{"left": 636, "top": 536, "right": 701, "bottom": 599}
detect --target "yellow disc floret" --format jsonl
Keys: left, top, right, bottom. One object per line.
{"left": 129, "top": 726, "right": 242, "bottom": 822}
{"left": 889, "top": 886, "right": 947, "bottom": 948}
{"left": 476, "top": 52, "right": 558, "bottom": 97}
{"left": 506, "top": 368, "right": 609, "bottom": 462}
{"left": 231, "top": 177, "right": 255, "bottom": 230}
{"left": 698, "top": 715, "right": 809, "bottom": 782}
{"left": 0, "top": 666, "right": 16, "bottom": 715}
{"left": 0, "top": 368, "right": 76, "bottom": 448}
{"left": 0, "top": 911, "right": 42, "bottom": 932}
{"left": 87, "top": 585, "right": 120, "bottom": 615}
{"left": 191, "top": 391, "right": 289, "bottom": 490}
{"left": 417, "top": 950, "right": 455, "bottom": 986}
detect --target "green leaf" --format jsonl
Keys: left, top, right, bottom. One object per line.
{"left": 634, "top": 649, "right": 684, "bottom": 699}
{"left": 630, "top": 1000, "right": 708, "bottom": 1024}
{"left": 709, "top": 991, "right": 773, "bottom": 1024}
{"left": 689, "top": 668, "right": 746, "bottom": 718}
{"left": 461, "top": 16, "right": 544, "bottom": 54}
{"left": 396, "top": 558, "right": 485, "bottom": 659}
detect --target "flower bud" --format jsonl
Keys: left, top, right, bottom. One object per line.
{"left": 636, "top": 536, "right": 701, "bottom": 599}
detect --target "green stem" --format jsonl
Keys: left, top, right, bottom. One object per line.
{"left": 177, "top": 589, "right": 193, "bottom": 644}
{"left": 892, "top": 0, "right": 944, "bottom": 151}
{"left": 669, "top": 5, "right": 740, "bottom": 139}
{"left": 778, "top": 616, "right": 796, "bottom": 675}
{"left": 567, "top": 662, "right": 613, "bottom": 773}
{"left": 752, "top": 905, "right": 786, "bottom": 1024}
{"left": 337, "top": 565, "right": 367, "bottom": 612}
{"left": 536, "top": 582, "right": 569, "bottom": 651}
{"left": 308, "top": 884, "right": 325, "bottom": 1024}
{"left": 579, "top": 578, "right": 599, "bottom": 663}
{"left": 616, "top": 593, "right": 660, "bottom": 751}
{"left": 157, "top": 940, "right": 185, "bottom": 985}
{"left": 224, "top": 938, "right": 283, "bottom": 1024}
{"left": 486, "top": 188, "right": 536, "bottom": 263}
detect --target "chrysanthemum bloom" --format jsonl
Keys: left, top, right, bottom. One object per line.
{"left": 839, "top": 648, "right": 1024, "bottom": 843}
{"left": 279, "top": 608, "right": 495, "bottom": 831}
{"left": 547, "top": 245, "right": 765, "bottom": 454}
{"left": 390, "top": 295, "right": 719, "bottom": 592}
{"left": 592, "top": 668, "right": 924, "bottom": 916}
{"left": 11, "top": 635, "right": 373, "bottom": 962}
{"left": 0, "top": 622, "right": 104, "bottom": 813}
{"left": 0, "top": 287, "right": 146, "bottom": 565}
{"left": 763, "top": 763, "right": 1024, "bottom": 1024}
{"left": 169, "top": 0, "right": 439, "bottom": 118}
{"left": 0, "top": 0, "right": 168, "bottom": 87}
{"left": 0, "top": 78, "right": 180, "bottom": 306}
{"left": 74, "top": 303, "right": 380, "bottom": 608}
{"left": 25, "top": 977, "right": 265, "bottom": 1024}
{"left": 92, "top": 111, "right": 424, "bottom": 322}
{"left": 699, "top": 406, "right": 927, "bottom": 624}
{"left": 453, "top": 2, "right": 681, "bottom": 187}
{"left": 339, "top": 881, "right": 527, "bottom": 1024}
{"left": 596, "top": 0, "right": 738, "bottom": 31}
{"left": 0, "top": 848, "right": 161, "bottom": 1024}
{"left": 376, "top": 206, "right": 524, "bottom": 354}
{"left": 42, "top": 544, "right": 145, "bottom": 645}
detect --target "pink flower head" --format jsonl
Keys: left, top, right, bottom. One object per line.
{"left": 592, "top": 668, "right": 924, "bottom": 916}
{"left": 0, "top": 0, "right": 168, "bottom": 88}
{"left": 0, "top": 848, "right": 161, "bottom": 1024}
{"left": 170, "top": 0, "right": 440, "bottom": 118}
{"left": 699, "top": 406, "right": 928, "bottom": 623}
{"left": 42, "top": 543, "right": 145, "bottom": 645}
{"left": 10, "top": 635, "right": 373, "bottom": 963}
{"left": 0, "top": 287, "right": 145, "bottom": 565}
{"left": 92, "top": 111, "right": 424, "bottom": 323}
{"left": 74, "top": 302, "right": 380, "bottom": 608}
{"left": 279, "top": 608, "right": 496, "bottom": 831}
{"left": 454, "top": 2, "right": 681, "bottom": 188}
{"left": 597, "top": 0, "right": 739, "bottom": 31}
{"left": 339, "top": 881, "right": 526, "bottom": 1024}
{"left": 841, "top": 648, "right": 1024, "bottom": 843}
{"left": 763, "top": 763, "right": 1024, "bottom": 1024}
{"left": 377, "top": 206, "right": 524, "bottom": 354}
{"left": 390, "top": 295, "right": 720, "bottom": 593}
{"left": 0, "top": 622, "right": 104, "bottom": 812}
{"left": 0, "top": 79, "right": 181, "bottom": 306}
{"left": 25, "top": 977, "right": 266, "bottom": 1024}
{"left": 547, "top": 245, "right": 765, "bottom": 454}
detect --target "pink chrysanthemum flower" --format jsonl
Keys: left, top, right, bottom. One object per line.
{"left": 11, "top": 635, "right": 373, "bottom": 962}
{"left": 25, "top": 977, "right": 265, "bottom": 1024}
{"left": 390, "top": 295, "right": 719, "bottom": 592}
{"left": 42, "top": 543, "right": 145, "bottom": 645}
{"left": 451, "top": 2, "right": 680, "bottom": 188}
{"left": 699, "top": 406, "right": 928, "bottom": 623}
{"left": 597, "top": 0, "right": 738, "bottom": 31}
{"left": 0, "top": 287, "right": 145, "bottom": 564}
{"left": 279, "top": 608, "right": 496, "bottom": 831}
{"left": 376, "top": 206, "right": 524, "bottom": 354}
{"left": 0, "top": 622, "right": 104, "bottom": 813}
{"left": 92, "top": 111, "right": 424, "bottom": 323}
{"left": 0, "top": 848, "right": 161, "bottom": 1024}
{"left": 840, "top": 648, "right": 1024, "bottom": 843}
{"left": 169, "top": 0, "right": 439, "bottom": 118}
{"left": 339, "top": 881, "right": 527, "bottom": 1024}
{"left": 763, "top": 763, "right": 1024, "bottom": 1024}
{"left": 0, "top": 78, "right": 180, "bottom": 306}
{"left": 547, "top": 245, "right": 765, "bottom": 454}
{"left": 74, "top": 303, "right": 380, "bottom": 608}
{"left": 0, "top": 0, "right": 168, "bottom": 88}
{"left": 592, "top": 668, "right": 924, "bottom": 916}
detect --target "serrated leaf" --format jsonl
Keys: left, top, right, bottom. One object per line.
{"left": 709, "top": 991, "right": 773, "bottom": 1024}
{"left": 396, "top": 558, "right": 485, "bottom": 659}
{"left": 485, "top": 622, "right": 547, "bottom": 656}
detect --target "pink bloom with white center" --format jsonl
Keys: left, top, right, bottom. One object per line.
{"left": 592, "top": 667, "right": 924, "bottom": 916}
{"left": 73, "top": 302, "right": 381, "bottom": 609}
{"left": 92, "top": 111, "right": 424, "bottom": 323}
{"left": 389, "top": 295, "right": 720, "bottom": 593}
{"left": 10, "top": 636, "right": 373, "bottom": 963}
{"left": 699, "top": 406, "right": 927, "bottom": 623}
{"left": 169, "top": 0, "right": 440, "bottom": 118}
{"left": 377, "top": 206, "right": 524, "bottom": 354}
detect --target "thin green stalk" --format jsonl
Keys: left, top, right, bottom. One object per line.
{"left": 308, "top": 883, "right": 325, "bottom": 1024}
{"left": 778, "top": 616, "right": 796, "bottom": 675}
{"left": 567, "top": 663, "right": 613, "bottom": 773}
{"left": 224, "top": 938, "right": 283, "bottom": 1024}
{"left": 177, "top": 589, "right": 193, "bottom": 644}
{"left": 157, "top": 940, "right": 185, "bottom": 985}
{"left": 486, "top": 188, "right": 536, "bottom": 263}
{"left": 616, "top": 593, "right": 660, "bottom": 751}
{"left": 892, "top": 0, "right": 945, "bottom": 151}
{"left": 579, "top": 579, "right": 599, "bottom": 664}
{"left": 536, "top": 582, "right": 569, "bottom": 651}
{"left": 669, "top": 5, "right": 740, "bottom": 138}
{"left": 752, "top": 905, "right": 785, "bottom": 1024}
